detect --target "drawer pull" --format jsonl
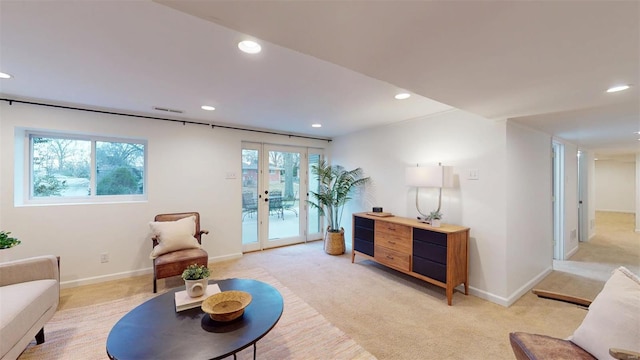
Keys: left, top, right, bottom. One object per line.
{"left": 387, "top": 227, "right": 396, "bottom": 231}
{"left": 388, "top": 240, "right": 396, "bottom": 245}
{"left": 386, "top": 255, "right": 394, "bottom": 260}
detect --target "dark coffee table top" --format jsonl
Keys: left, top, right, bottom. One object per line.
{"left": 106, "top": 278, "right": 284, "bottom": 360}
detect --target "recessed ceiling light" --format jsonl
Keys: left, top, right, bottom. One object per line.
{"left": 238, "top": 40, "right": 261, "bottom": 54}
{"left": 606, "top": 85, "right": 630, "bottom": 93}
{"left": 0, "top": 72, "right": 12, "bottom": 79}
{"left": 312, "top": 124, "right": 322, "bottom": 128}
{"left": 201, "top": 105, "right": 215, "bottom": 111}
{"left": 395, "top": 93, "right": 411, "bottom": 100}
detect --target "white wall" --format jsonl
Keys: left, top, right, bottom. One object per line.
{"left": 595, "top": 159, "right": 636, "bottom": 213}
{"left": 1, "top": 100, "right": 562, "bottom": 306}
{"left": 505, "top": 122, "right": 553, "bottom": 297}
{"left": 0, "top": 101, "right": 328, "bottom": 286}
{"left": 331, "top": 108, "right": 546, "bottom": 305}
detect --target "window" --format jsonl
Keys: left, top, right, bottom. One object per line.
{"left": 26, "top": 132, "right": 146, "bottom": 203}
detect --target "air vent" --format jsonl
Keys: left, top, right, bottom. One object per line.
{"left": 153, "top": 106, "right": 184, "bottom": 114}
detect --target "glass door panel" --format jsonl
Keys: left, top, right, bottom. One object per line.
{"left": 307, "top": 150, "right": 323, "bottom": 240}
{"left": 241, "top": 144, "right": 260, "bottom": 252}
{"left": 263, "top": 146, "right": 304, "bottom": 248}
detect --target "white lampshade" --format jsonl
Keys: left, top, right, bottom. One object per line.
{"left": 405, "top": 166, "right": 443, "bottom": 188}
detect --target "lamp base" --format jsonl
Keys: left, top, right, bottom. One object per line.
{"left": 416, "top": 216, "right": 431, "bottom": 224}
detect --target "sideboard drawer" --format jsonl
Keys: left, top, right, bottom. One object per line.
{"left": 354, "top": 226, "right": 374, "bottom": 242}
{"left": 413, "top": 256, "right": 446, "bottom": 283}
{"left": 376, "top": 222, "right": 411, "bottom": 238}
{"left": 374, "top": 245, "right": 410, "bottom": 272}
{"left": 375, "top": 232, "right": 412, "bottom": 254}
{"left": 375, "top": 222, "right": 411, "bottom": 253}
{"left": 354, "top": 238, "right": 374, "bottom": 257}
{"left": 413, "top": 228, "right": 447, "bottom": 247}
{"left": 413, "top": 239, "right": 447, "bottom": 265}
{"left": 355, "top": 216, "right": 375, "bottom": 229}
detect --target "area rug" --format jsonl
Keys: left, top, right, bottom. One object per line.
{"left": 20, "top": 267, "right": 375, "bottom": 360}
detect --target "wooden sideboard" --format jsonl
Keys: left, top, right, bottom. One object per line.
{"left": 352, "top": 213, "right": 470, "bottom": 306}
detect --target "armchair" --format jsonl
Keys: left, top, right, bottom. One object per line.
{"left": 149, "top": 212, "right": 209, "bottom": 293}
{"left": 510, "top": 266, "right": 640, "bottom": 360}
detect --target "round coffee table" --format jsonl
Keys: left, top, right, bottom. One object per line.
{"left": 106, "top": 278, "right": 283, "bottom": 360}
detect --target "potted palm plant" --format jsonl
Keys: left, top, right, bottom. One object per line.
{"left": 308, "top": 160, "right": 370, "bottom": 255}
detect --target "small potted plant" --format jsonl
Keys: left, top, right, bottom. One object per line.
{"left": 427, "top": 211, "right": 443, "bottom": 228}
{"left": 181, "top": 264, "right": 210, "bottom": 298}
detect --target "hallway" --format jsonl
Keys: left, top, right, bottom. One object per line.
{"left": 543, "top": 211, "right": 639, "bottom": 299}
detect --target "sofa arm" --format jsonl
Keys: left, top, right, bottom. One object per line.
{"left": 0, "top": 255, "right": 59, "bottom": 287}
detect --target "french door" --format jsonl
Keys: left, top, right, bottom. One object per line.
{"left": 241, "top": 143, "right": 323, "bottom": 252}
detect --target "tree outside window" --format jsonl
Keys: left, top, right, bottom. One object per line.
{"left": 30, "top": 134, "right": 145, "bottom": 198}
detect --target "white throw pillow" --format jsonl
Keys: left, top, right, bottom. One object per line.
{"left": 570, "top": 266, "right": 640, "bottom": 359}
{"left": 149, "top": 216, "right": 200, "bottom": 259}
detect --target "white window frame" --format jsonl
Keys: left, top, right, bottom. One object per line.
{"left": 16, "top": 129, "right": 148, "bottom": 206}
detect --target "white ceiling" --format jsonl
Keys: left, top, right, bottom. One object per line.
{"left": 1, "top": 1, "right": 638, "bottom": 158}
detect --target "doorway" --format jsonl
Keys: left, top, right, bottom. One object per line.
{"left": 241, "top": 143, "right": 324, "bottom": 252}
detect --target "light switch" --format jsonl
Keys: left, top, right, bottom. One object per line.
{"left": 468, "top": 169, "right": 479, "bottom": 180}
{"left": 225, "top": 172, "right": 237, "bottom": 179}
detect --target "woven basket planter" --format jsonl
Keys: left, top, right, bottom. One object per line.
{"left": 324, "top": 227, "right": 345, "bottom": 255}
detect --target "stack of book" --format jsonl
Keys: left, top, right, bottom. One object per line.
{"left": 174, "top": 283, "right": 221, "bottom": 312}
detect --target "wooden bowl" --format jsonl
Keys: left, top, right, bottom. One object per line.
{"left": 201, "top": 290, "right": 252, "bottom": 322}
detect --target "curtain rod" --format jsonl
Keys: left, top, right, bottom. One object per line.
{"left": 1, "top": 98, "right": 332, "bottom": 143}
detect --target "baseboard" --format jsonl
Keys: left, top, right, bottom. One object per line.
{"left": 60, "top": 268, "right": 153, "bottom": 289}
{"left": 467, "top": 266, "right": 553, "bottom": 307}
{"left": 60, "top": 252, "right": 243, "bottom": 289}
{"left": 565, "top": 245, "right": 579, "bottom": 259}
{"left": 466, "top": 286, "right": 510, "bottom": 307}
{"left": 595, "top": 209, "right": 635, "bottom": 214}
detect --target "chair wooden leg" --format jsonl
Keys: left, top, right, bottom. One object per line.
{"left": 153, "top": 276, "right": 157, "bottom": 293}
{"left": 35, "top": 327, "right": 45, "bottom": 344}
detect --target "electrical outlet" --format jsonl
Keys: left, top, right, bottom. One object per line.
{"left": 100, "top": 253, "right": 109, "bottom": 263}
{"left": 225, "top": 172, "right": 237, "bottom": 179}
{"left": 468, "top": 168, "right": 479, "bottom": 180}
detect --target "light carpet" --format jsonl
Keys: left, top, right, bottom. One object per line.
{"left": 20, "top": 267, "right": 375, "bottom": 360}
{"left": 534, "top": 211, "right": 639, "bottom": 301}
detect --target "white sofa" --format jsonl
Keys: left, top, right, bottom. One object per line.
{"left": 0, "top": 255, "right": 59, "bottom": 360}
